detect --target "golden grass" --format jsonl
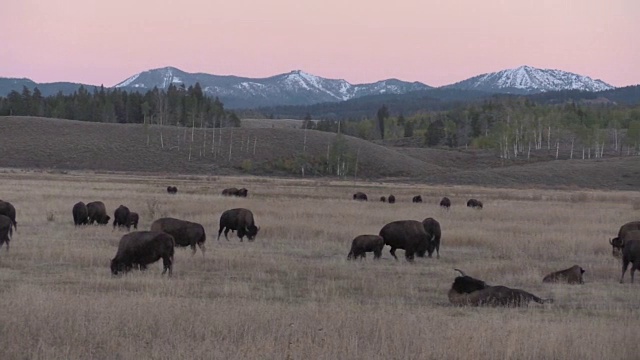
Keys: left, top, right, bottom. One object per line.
{"left": 1, "top": 171, "right": 640, "bottom": 359}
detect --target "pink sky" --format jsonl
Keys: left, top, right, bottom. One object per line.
{"left": 2, "top": 0, "right": 639, "bottom": 87}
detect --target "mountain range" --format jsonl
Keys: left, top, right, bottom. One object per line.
{"left": 0, "top": 65, "right": 618, "bottom": 109}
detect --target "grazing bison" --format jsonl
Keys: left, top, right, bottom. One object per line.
{"left": 449, "top": 269, "right": 552, "bottom": 307}
{"left": 421, "top": 217, "right": 442, "bottom": 258}
{"left": 412, "top": 195, "right": 423, "bottom": 203}
{"left": 127, "top": 212, "right": 139, "bottom": 230}
{"left": 222, "top": 187, "right": 240, "bottom": 196}
{"left": 439, "top": 197, "right": 451, "bottom": 209}
{"left": 347, "top": 235, "right": 384, "bottom": 260}
{"left": 218, "top": 208, "right": 260, "bottom": 242}
{"left": 0, "top": 214, "right": 13, "bottom": 251}
{"left": 151, "top": 217, "right": 206, "bottom": 256}
{"left": 388, "top": 195, "right": 396, "bottom": 204}
{"left": 110, "top": 231, "right": 175, "bottom": 276}
{"left": 237, "top": 188, "right": 248, "bottom": 197}
{"left": 610, "top": 230, "right": 640, "bottom": 283}
{"left": 87, "top": 201, "right": 110, "bottom": 225}
{"left": 610, "top": 221, "right": 640, "bottom": 258}
{"left": 353, "top": 192, "right": 368, "bottom": 201}
{"left": 542, "top": 265, "right": 585, "bottom": 284}
{"left": 378, "top": 220, "right": 434, "bottom": 261}
{"left": 167, "top": 186, "right": 178, "bottom": 194}
{"left": 467, "top": 199, "right": 483, "bottom": 209}
{"left": 113, "top": 205, "right": 131, "bottom": 230}
{"left": 72, "top": 201, "right": 89, "bottom": 226}
{"left": 0, "top": 200, "right": 17, "bottom": 231}
{"left": 380, "top": 196, "right": 387, "bottom": 203}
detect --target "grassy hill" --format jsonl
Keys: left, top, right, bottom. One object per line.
{"left": 1, "top": 116, "right": 639, "bottom": 190}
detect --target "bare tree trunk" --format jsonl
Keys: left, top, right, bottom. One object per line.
{"left": 600, "top": 141, "right": 605, "bottom": 158}
{"left": 527, "top": 142, "right": 531, "bottom": 160}
{"left": 547, "top": 126, "right": 551, "bottom": 150}
{"left": 211, "top": 126, "right": 215, "bottom": 156}
{"left": 570, "top": 139, "right": 574, "bottom": 159}
{"left": 555, "top": 140, "right": 559, "bottom": 160}
{"left": 218, "top": 126, "right": 222, "bottom": 157}
{"left": 303, "top": 124, "right": 308, "bottom": 154}
{"left": 253, "top": 136, "right": 257, "bottom": 155}
{"left": 228, "top": 128, "right": 233, "bottom": 162}
{"left": 582, "top": 147, "right": 585, "bottom": 160}
{"left": 354, "top": 147, "right": 360, "bottom": 180}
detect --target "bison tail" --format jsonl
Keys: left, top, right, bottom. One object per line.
{"left": 453, "top": 268, "right": 467, "bottom": 277}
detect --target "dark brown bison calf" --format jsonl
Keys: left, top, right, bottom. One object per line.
{"left": 542, "top": 265, "right": 585, "bottom": 284}
{"left": 347, "top": 235, "right": 384, "bottom": 260}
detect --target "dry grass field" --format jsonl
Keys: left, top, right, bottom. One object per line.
{"left": 1, "top": 171, "right": 640, "bottom": 359}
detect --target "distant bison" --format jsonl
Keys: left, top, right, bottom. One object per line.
{"left": 378, "top": 220, "right": 434, "bottom": 261}
{"left": 412, "top": 195, "right": 422, "bottom": 203}
{"left": 380, "top": 196, "right": 387, "bottom": 203}
{"left": 222, "top": 187, "right": 239, "bottom": 196}
{"left": 439, "top": 197, "right": 451, "bottom": 209}
{"left": 542, "top": 265, "right": 585, "bottom": 284}
{"left": 237, "top": 188, "right": 248, "bottom": 197}
{"left": 467, "top": 199, "right": 483, "bottom": 209}
{"left": 87, "top": 201, "right": 110, "bottom": 225}
{"left": 610, "top": 230, "right": 640, "bottom": 283}
{"left": 167, "top": 186, "right": 178, "bottom": 194}
{"left": 422, "top": 217, "right": 442, "bottom": 258}
{"left": 151, "top": 217, "right": 206, "bottom": 255}
{"left": 347, "top": 235, "right": 384, "bottom": 260}
{"left": 127, "top": 212, "right": 139, "bottom": 230}
{"left": 353, "top": 192, "right": 368, "bottom": 201}
{"left": 449, "top": 269, "right": 552, "bottom": 307}
{"left": 610, "top": 221, "right": 640, "bottom": 258}
{"left": 110, "top": 231, "right": 175, "bottom": 276}
{"left": 388, "top": 195, "right": 396, "bottom": 204}
{"left": 113, "top": 205, "right": 131, "bottom": 230}
{"left": 0, "top": 214, "right": 13, "bottom": 251}
{"left": 218, "top": 208, "right": 260, "bottom": 242}
{"left": 72, "top": 201, "right": 89, "bottom": 226}
{"left": 0, "top": 200, "right": 17, "bottom": 231}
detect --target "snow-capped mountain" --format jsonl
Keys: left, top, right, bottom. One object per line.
{"left": 114, "top": 67, "right": 431, "bottom": 108}
{"left": 446, "top": 65, "right": 615, "bottom": 94}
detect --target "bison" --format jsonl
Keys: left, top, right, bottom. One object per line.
{"left": 237, "top": 188, "right": 248, "bottom": 197}
{"left": 378, "top": 220, "right": 434, "bottom": 261}
{"left": 218, "top": 208, "right": 260, "bottom": 242}
{"left": 151, "top": 217, "right": 206, "bottom": 256}
{"left": 422, "top": 217, "right": 442, "bottom": 258}
{"left": 0, "top": 214, "right": 13, "bottom": 251}
{"left": 87, "top": 201, "right": 110, "bottom": 225}
{"left": 388, "top": 195, "right": 396, "bottom": 204}
{"left": 347, "top": 235, "right": 384, "bottom": 260}
{"left": 222, "top": 187, "right": 240, "bottom": 196}
{"left": 113, "top": 205, "right": 131, "bottom": 230}
{"left": 167, "top": 186, "right": 178, "bottom": 194}
{"left": 467, "top": 199, "right": 483, "bottom": 209}
{"left": 439, "top": 197, "right": 451, "bottom": 209}
{"left": 353, "top": 192, "right": 368, "bottom": 201}
{"left": 110, "top": 231, "right": 175, "bottom": 276}
{"left": 610, "top": 221, "right": 640, "bottom": 258}
{"left": 610, "top": 230, "right": 640, "bottom": 283}
{"left": 127, "top": 212, "right": 139, "bottom": 230}
{"left": 380, "top": 196, "right": 387, "bottom": 203}
{"left": 72, "top": 201, "right": 89, "bottom": 226}
{"left": 412, "top": 195, "right": 423, "bottom": 203}
{"left": 449, "top": 269, "right": 552, "bottom": 307}
{"left": 542, "top": 265, "right": 585, "bottom": 284}
{"left": 0, "top": 200, "right": 17, "bottom": 231}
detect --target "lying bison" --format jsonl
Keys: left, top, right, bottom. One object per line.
{"left": 111, "top": 231, "right": 175, "bottom": 276}
{"left": 127, "top": 212, "right": 139, "bottom": 230}
{"left": 439, "top": 197, "right": 451, "bottom": 209}
{"left": 379, "top": 220, "right": 434, "bottom": 261}
{"left": 87, "top": 201, "right": 110, "bottom": 225}
{"left": 72, "top": 201, "right": 89, "bottom": 226}
{"left": 0, "top": 200, "right": 17, "bottom": 231}
{"left": 347, "top": 235, "right": 384, "bottom": 260}
{"left": 353, "top": 192, "right": 368, "bottom": 201}
{"left": 151, "top": 217, "right": 206, "bottom": 256}
{"left": 237, "top": 188, "right": 248, "bottom": 197}
{"left": 542, "top": 265, "right": 585, "bottom": 284}
{"left": 412, "top": 195, "right": 422, "bottom": 203}
{"left": 113, "top": 205, "right": 131, "bottom": 230}
{"left": 422, "top": 217, "right": 442, "bottom": 258}
{"left": 167, "top": 186, "right": 178, "bottom": 194}
{"left": 0, "top": 214, "right": 13, "bottom": 251}
{"left": 449, "top": 269, "right": 552, "bottom": 307}
{"left": 610, "top": 221, "right": 640, "bottom": 258}
{"left": 218, "top": 208, "right": 260, "bottom": 242}
{"left": 610, "top": 230, "right": 640, "bottom": 283}
{"left": 388, "top": 195, "right": 396, "bottom": 204}
{"left": 467, "top": 199, "right": 483, "bottom": 209}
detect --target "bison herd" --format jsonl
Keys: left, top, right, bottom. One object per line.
{"left": 1, "top": 188, "right": 639, "bottom": 308}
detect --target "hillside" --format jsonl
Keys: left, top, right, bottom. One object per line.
{"left": 1, "top": 116, "right": 639, "bottom": 189}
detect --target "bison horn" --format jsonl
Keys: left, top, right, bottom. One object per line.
{"left": 453, "top": 268, "right": 466, "bottom": 277}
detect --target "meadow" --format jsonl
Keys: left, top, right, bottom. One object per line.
{"left": 1, "top": 170, "right": 639, "bottom": 359}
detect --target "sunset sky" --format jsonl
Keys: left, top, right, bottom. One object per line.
{"left": 2, "top": 0, "right": 638, "bottom": 87}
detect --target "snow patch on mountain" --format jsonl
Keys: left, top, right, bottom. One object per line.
{"left": 115, "top": 73, "right": 140, "bottom": 88}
